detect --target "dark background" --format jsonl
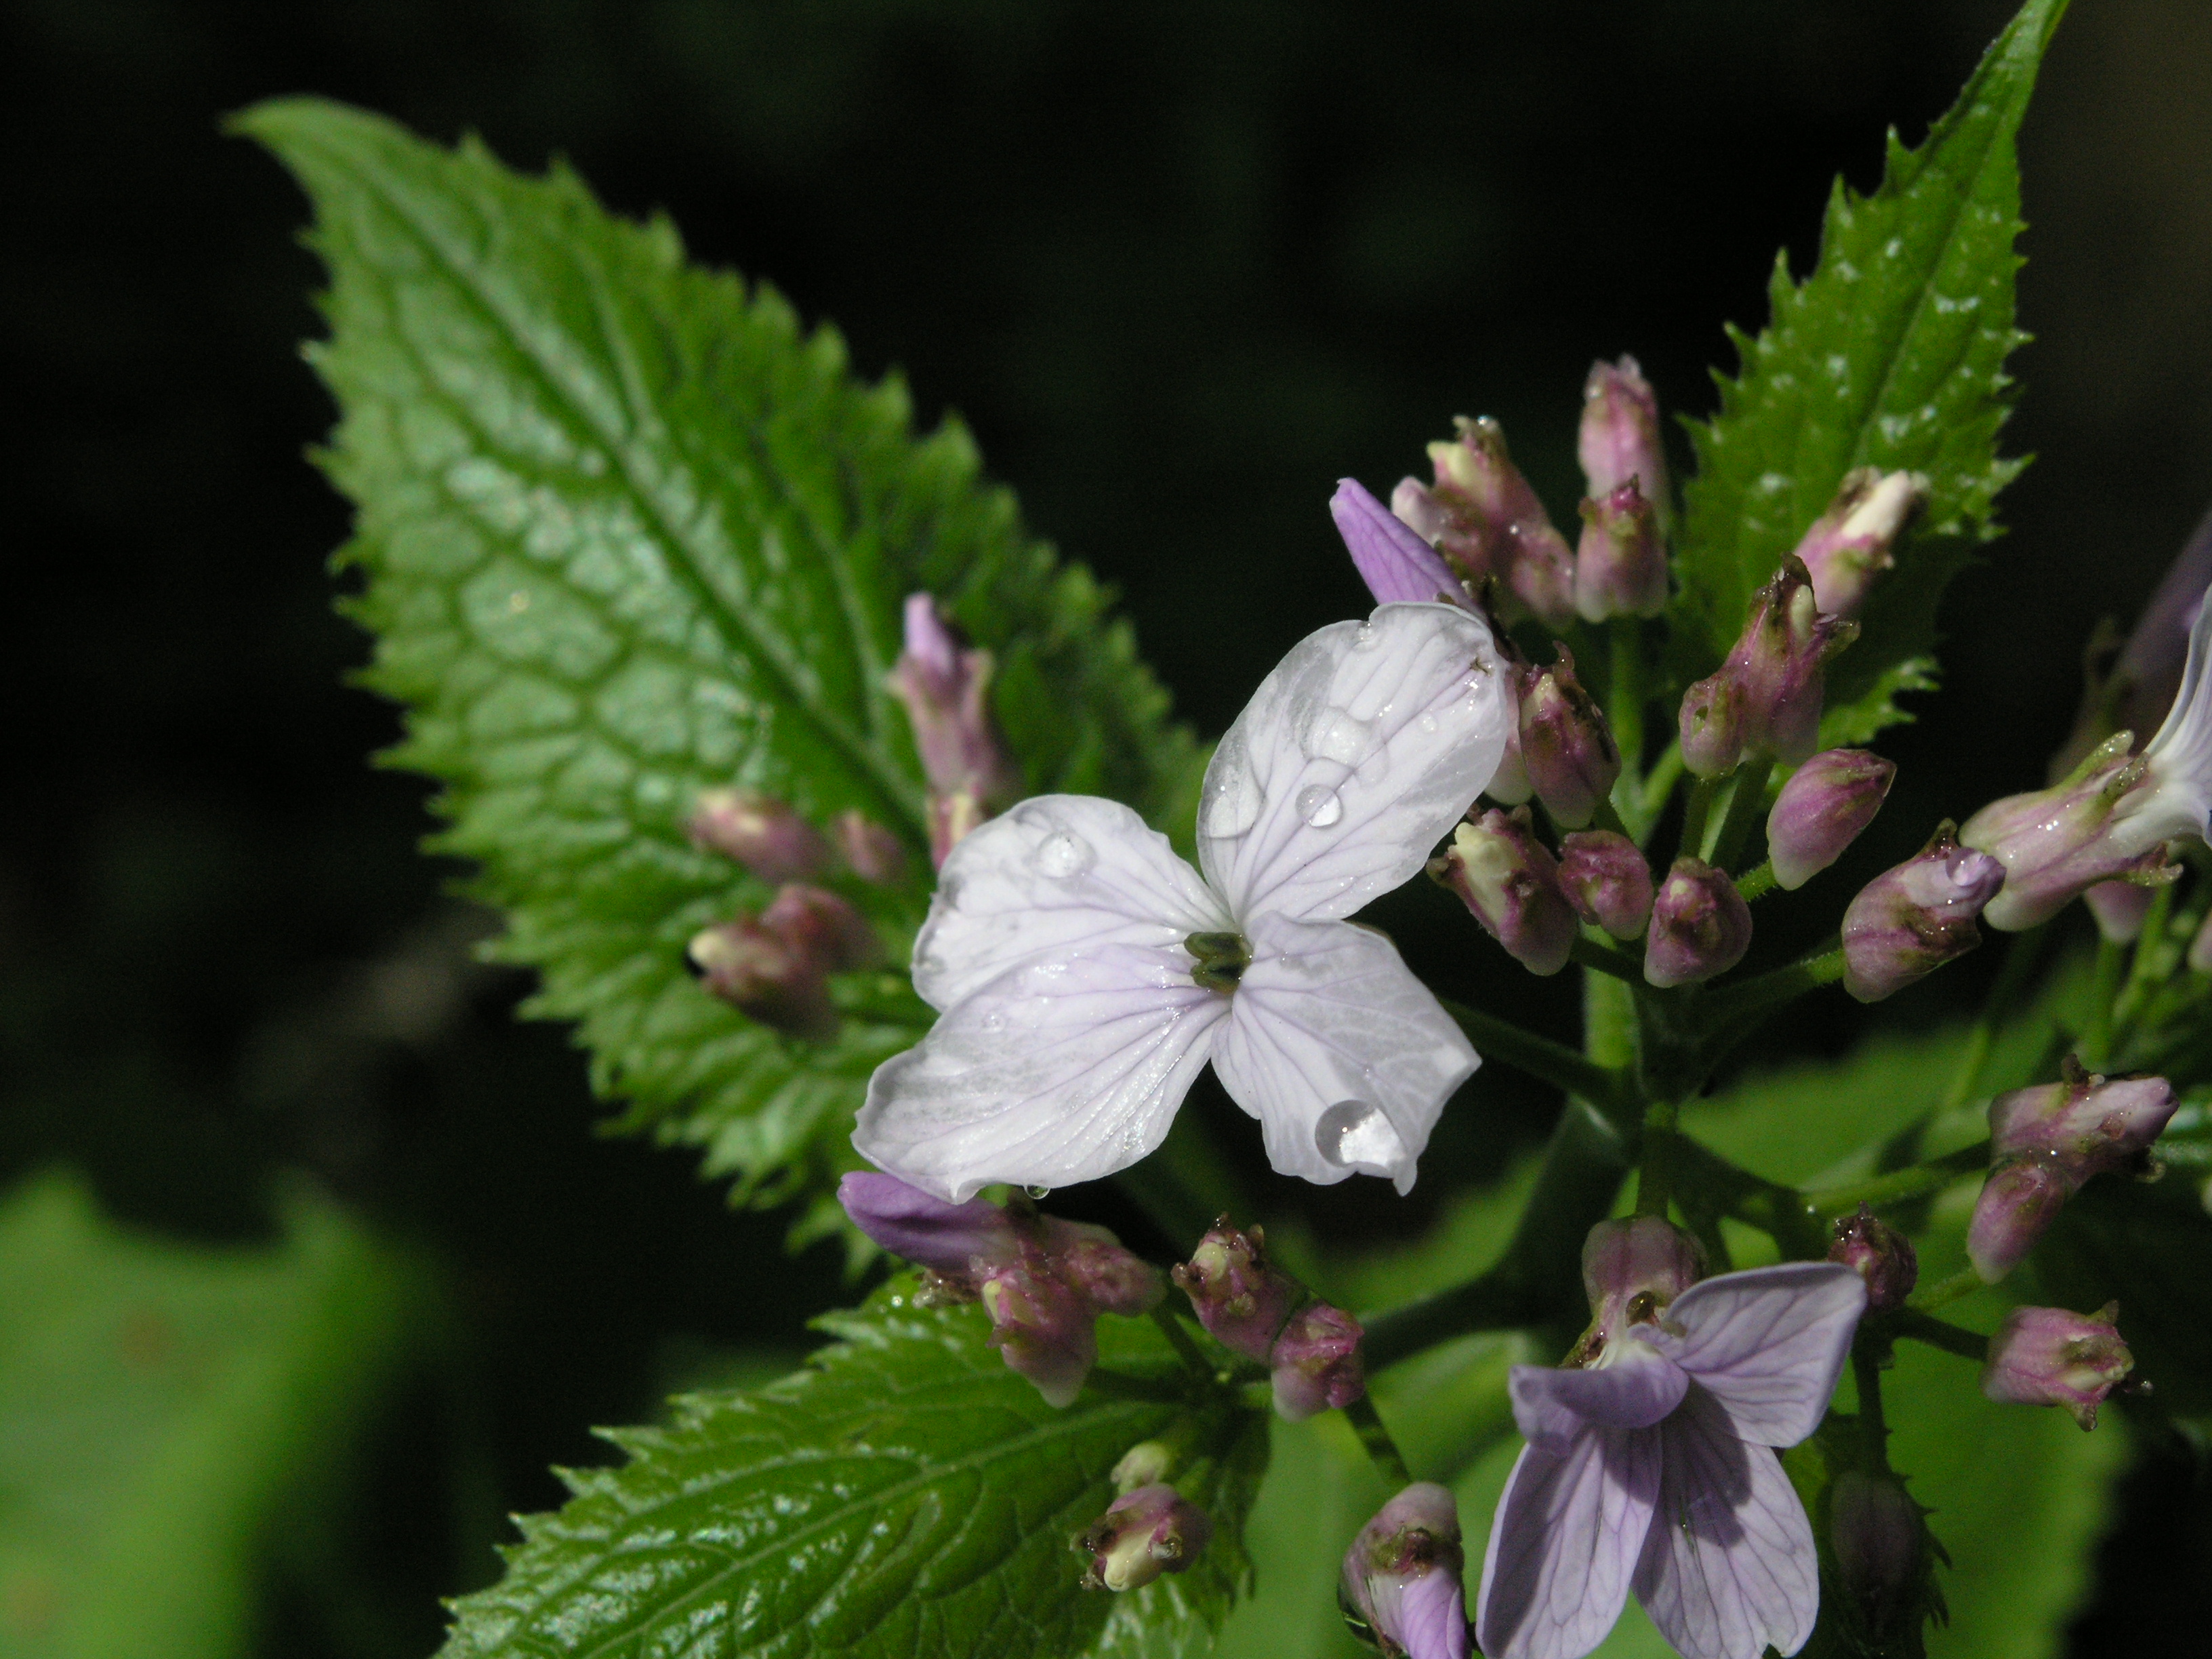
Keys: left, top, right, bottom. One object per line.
{"left": 3, "top": 0, "right": 2208, "bottom": 1652}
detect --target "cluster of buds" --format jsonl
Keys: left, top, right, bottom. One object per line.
{"left": 838, "top": 1173, "right": 1164, "bottom": 1406}
{"left": 1075, "top": 1483, "right": 1213, "bottom": 1592}
{"left": 1172, "top": 1217, "right": 1366, "bottom": 1421}
{"left": 1981, "top": 1302, "right": 2135, "bottom": 1429}
{"left": 1393, "top": 417, "right": 1579, "bottom": 629}
{"left": 1965, "top": 1061, "right": 2177, "bottom": 1282}
{"left": 1340, "top": 1483, "right": 1469, "bottom": 1659}
{"left": 686, "top": 884, "right": 882, "bottom": 1040}
{"left": 691, "top": 790, "right": 908, "bottom": 888}
{"left": 1574, "top": 357, "right": 1671, "bottom": 621}
{"left": 887, "top": 594, "right": 1023, "bottom": 865}
{"left": 1679, "top": 557, "right": 1858, "bottom": 777}
{"left": 1826, "top": 1204, "right": 1918, "bottom": 1310}
{"left": 1839, "top": 822, "right": 2006, "bottom": 1003}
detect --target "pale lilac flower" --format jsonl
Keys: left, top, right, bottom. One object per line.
{"left": 1343, "top": 1483, "right": 1469, "bottom": 1659}
{"left": 856, "top": 603, "right": 1511, "bottom": 1200}
{"left": 1477, "top": 1258, "right": 1865, "bottom": 1659}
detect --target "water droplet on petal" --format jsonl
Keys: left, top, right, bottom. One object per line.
{"left": 1353, "top": 622, "right": 1380, "bottom": 651}
{"left": 1036, "top": 830, "right": 1092, "bottom": 878}
{"left": 1305, "top": 707, "right": 1379, "bottom": 768}
{"left": 1296, "top": 784, "right": 1345, "bottom": 828}
{"left": 1315, "top": 1101, "right": 1409, "bottom": 1174}
{"left": 1417, "top": 712, "right": 1439, "bottom": 735}
{"left": 1026, "top": 1184, "right": 1052, "bottom": 1200}
{"left": 1203, "top": 758, "right": 1263, "bottom": 838}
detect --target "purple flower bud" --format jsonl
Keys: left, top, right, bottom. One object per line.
{"left": 1767, "top": 749, "right": 1895, "bottom": 890}
{"left": 1557, "top": 830, "right": 1654, "bottom": 940}
{"left": 1578, "top": 356, "right": 1671, "bottom": 526}
{"left": 1515, "top": 647, "right": 1622, "bottom": 830}
{"left": 1574, "top": 1216, "right": 1705, "bottom": 1360}
{"left": 1271, "top": 1301, "right": 1366, "bottom": 1422}
{"left": 684, "top": 918, "right": 838, "bottom": 1041}
{"left": 1423, "top": 417, "right": 1578, "bottom": 630}
{"left": 1574, "top": 478, "right": 1668, "bottom": 623}
{"left": 888, "top": 594, "right": 1021, "bottom": 865}
{"left": 926, "top": 789, "right": 991, "bottom": 869}
{"left": 1341, "top": 1483, "right": 1469, "bottom": 1659}
{"left": 1827, "top": 1204, "right": 1918, "bottom": 1311}
{"left": 688, "top": 788, "right": 832, "bottom": 882}
{"left": 1839, "top": 823, "right": 2005, "bottom": 1003}
{"left": 1048, "top": 1220, "right": 1167, "bottom": 1317}
{"left": 1679, "top": 558, "right": 1860, "bottom": 777}
{"left": 1643, "top": 857, "right": 1753, "bottom": 988}
{"left": 1075, "top": 1483, "right": 1213, "bottom": 1591}
{"left": 1968, "top": 1066, "right": 2179, "bottom": 1281}
{"left": 1959, "top": 733, "right": 2177, "bottom": 932}
{"left": 1333, "top": 478, "right": 1466, "bottom": 607}
{"left": 837, "top": 1172, "right": 1022, "bottom": 1282}
{"left": 834, "top": 809, "right": 907, "bottom": 885}
{"left": 1790, "top": 468, "right": 1929, "bottom": 619}
{"left": 983, "top": 1248, "right": 1099, "bottom": 1408}
{"left": 1981, "top": 1302, "right": 2133, "bottom": 1429}
{"left": 2083, "top": 880, "right": 2156, "bottom": 943}
{"left": 1827, "top": 1469, "right": 1925, "bottom": 1622}
{"left": 1428, "top": 808, "right": 1578, "bottom": 977}
{"left": 760, "top": 882, "right": 882, "bottom": 973}
{"left": 1170, "top": 1217, "right": 1299, "bottom": 1362}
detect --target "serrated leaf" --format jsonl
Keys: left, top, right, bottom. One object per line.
{"left": 1676, "top": 0, "right": 2066, "bottom": 741}
{"left": 235, "top": 97, "right": 1204, "bottom": 1208}
{"left": 440, "top": 1279, "right": 1264, "bottom": 1659}
{"left": 0, "top": 1172, "right": 424, "bottom": 1659}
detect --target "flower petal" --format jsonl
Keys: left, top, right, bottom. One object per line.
{"left": 1332, "top": 477, "right": 1465, "bottom": 606}
{"left": 1509, "top": 1349, "right": 1689, "bottom": 1453}
{"left": 1197, "top": 603, "right": 1512, "bottom": 924}
{"left": 1649, "top": 1263, "right": 1865, "bottom": 1447}
{"left": 1632, "top": 1388, "right": 1818, "bottom": 1659}
{"left": 1477, "top": 1426, "right": 1658, "bottom": 1659}
{"left": 1209, "top": 914, "right": 1476, "bottom": 1193}
{"left": 855, "top": 943, "right": 1229, "bottom": 1202}
{"left": 909, "top": 795, "right": 1231, "bottom": 1010}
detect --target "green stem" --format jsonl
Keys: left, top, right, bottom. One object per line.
{"left": 1151, "top": 1305, "right": 1215, "bottom": 1376}
{"left": 1344, "top": 1394, "right": 1414, "bottom": 1488}
{"left": 1906, "top": 1267, "right": 1986, "bottom": 1313}
{"left": 1939, "top": 922, "right": 2052, "bottom": 1111}
{"left": 1887, "top": 1307, "right": 1990, "bottom": 1362}
{"left": 1639, "top": 743, "right": 1687, "bottom": 844}
{"left": 1805, "top": 1142, "right": 1990, "bottom": 1216}
{"left": 2111, "top": 882, "right": 2179, "bottom": 1052}
{"left": 1679, "top": 776, "right": 1719, "bottom": 865}
{"left": 1698, "top": 944, "right": 1845, "bottom": 1030}
{"left": 1610, "top": 621, "right": 1647, "bottom": 811}
{"left": 1634, "top": 1099, "right": 1679, "bottom": 1217}
{"left": 1570, "top": 934, "right": 1642, "bottom": 983}
{"left": 1439, "top": 998, "right": 1632, "bottom": 1113}
{"left": 2083, "top": 935, "right": 2125, "bottom": 1068}
{"left": 1734, "top": 861, "right": 1778, "bottom": 902}
{"left": 1706, "top": 758, "right": 1774, "bottom": 873}
{"left": 1851, "top": 1340, "right": 1892, "bottom": 1470}
{"left": 1668, "top": 1133, "right": 1827, "bottom": 1258}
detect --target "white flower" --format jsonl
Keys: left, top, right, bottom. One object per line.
{"left": 855, "top": 602, "right": 1514, "bottom": 1201}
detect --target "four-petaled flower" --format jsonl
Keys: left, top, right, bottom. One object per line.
{"left": 855, "top": 602, "right": 1512, "bottom": 1200}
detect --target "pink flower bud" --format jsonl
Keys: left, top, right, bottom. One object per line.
{"left": 1574, "top": 478, "right": 1668, "bottom": 622}
{"left": 685, "top": 918, "right": 838, "bottom": 1040}
{"left": 1981, "top": 1302, "right": 2133, "bottom": 1429}
{"left": 1428, "top": 808, "right": 1578, "bottom": 977}
{"left": 888, "top": 594, "right": 1021, "bottom": 865}
{"left": 2083, "top": 880, "right": 2156, "bottom": 943}
{"left": 1422, "top": 417, "right": 1578, "bottom": 630}
{"left": 1827, "top": 1469, "right": 1925, "bottom": 1622}
{"left": 1643, "top": 857, "right": 1753, "bottom": 988}
{"left": 1789, "top": 468, "right": 1929, "bottom": 619}
{"left": 1075, "top": 1483, "right": 1213, "bottom": 1591}
{"left": 1170, "top": 1217, "right": 1299, "bottom": 1362}
{"left": 1515, "top": 647, "right": 1622, "bottom": 830}
{"left": 1557, "top": 830, "right": 1654, "bottom": 940}
{"left": 1967, "top": 1066, "right": 2178, "bottom": 1281}
{"left": 983, "top": 1248, "right": 1099, "bottom": 1408}
{"left": 1271, "top": 1301, "right": 1366, "bottom": 1422}
{"left": 1767, "top": 749, "right": 1895, "bottom": 890}
{"left": 1959, "top": 733, "right": 2176, "bottom": 932}
{"left": 1827, "top": 1204, "right": 1917, "bottom": 1311}
{"left": 1575, "top": 1216, "right": 1705, "bottom": 1360}
{"left": 1341, "top": 1483, "right": 1469, "bottom": 1659}
{"left": 1048, "top": 1221, "right": 1167, "bottom": 1317}
{"left": 760, "top": 882, "right": 882, "bottom": 973}
{"left": 1839, "top": 823, "right": 2005, "bottom": 1003}
{"left": 687, "top": 788, "right": 832, "bottom": 882}
{"left": 1578, "top": 356, "right": 1671, "bottom": 526}
{"left": 1333, "top": 478, "right": 1467, "bottom": 607}
{"left": 1679, "top": 558, "right": 1859, "bottom": 777}
{"left": 837, "top": 1172, "right": 1022, "bottom": 1282}
{"left": 834, "top": 809, "right": 907, "bottom": 885}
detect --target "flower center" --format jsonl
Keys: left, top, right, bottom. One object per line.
{"left": 1185, "top": 930, "right": 1252, "bottom": 994}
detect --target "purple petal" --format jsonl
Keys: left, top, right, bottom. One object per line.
{"left": 836, "top": 1172, "right": 1014, "bottom": 1274}
{"left": 1508, "top": 1349, "right": 1688, "bottom": 1452}
{"left": 1632, "top": 1388, "right": 1818, "bottom": 1659}
{"left": 1652, "top": 1262, "right": 1865, "bottom": 1447}
{"left": 1397, "top": 1566, "right": 1470, "bottom": 1659}
{"left": 1332, "top": 477, "right": 1465, "bottom": 606}
{"left": 1477, "top": 1426, "right": 1658, "bottom": 1659}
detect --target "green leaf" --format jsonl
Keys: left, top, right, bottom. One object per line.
{"left": 439, "top": 1279, "right": 1264, "bottom": 1659}
{"left": 1675, "top": 0, "right": 2066, "bottom": 741}
{"left": 0, "top": 1172, "right": 423, "bottom": 1659}
{"left": 2034, "top": 1173, "right": 2212, "bottom": 1422}
{"left": 234, "top": 97, "right": 1204, "bottom": 1208}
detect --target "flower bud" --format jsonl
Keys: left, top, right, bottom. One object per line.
{"left": 1271, "top": 1301, "right": 1366, "bottom": 1422}
{"left": 1959, "top": 733, "right": 2177, "bottom": 932}
{"left": 1575, "top": 479, "right": 1668, "bottom": 623}
{"left": 834, "top": 809, "right": 907, "bottom": 885}
{"left": 1679, "top": 558, "right": 1858, "bottom": 776}
{"left": 926, "top": 788, "right": 991, "bottom": 869}
{"left": 1340, "top": 1483, "right": 1469, "bottom": 1659}
{"left": 1486, "top": 724, "right": 1535, "bottom": 807}
{"left": 888, "top": 594, "right": 1021, "bottom": 865}
{"left": 1075, "top": 1483, "right": 1213, "bottom": 1591}
{"left": 1967, "top": 1065, "right": 2178, "bottom": 1281}
{"left": 1981, "top": 1302, "right": 2133, "bottom": 1429}
{"left": 1839, "top": 823, "right": 2005, "bottom": 1003}
{"left": 1578, "top": 356, "right": 1671, "bottom": 527}
{"left": 1790, "top": 468, "right": 1929, "bottom": 619}
{"left": 760, "top": 882, "right": 882, "bottom": 973}
{"left": 982, "top": 1249, "right": 1099, "bottom": 1408}
{"left": 837, "top": 1172, "right": 1022, "bottom": 1283}
{"left": 1767, "top": 749, "right": 1895, "bottom": 890}
{"left": 1827, "top": 1469, "right": 1926, "bottom": 1625}
{"left": 1422, "top": 417, "right": 1578, "bottom": 630}
{"left": 1428, "top": 809, "right": 1577, "bottom": 977}
{"left": 1111, "top": 1440, "right": 1177, "bottom": 1494}
{"left": 688, "top": 789, "right": 832, "bottom": 882}
{"left": 684, "top": 918, "right": 838, "bottom": 1040}
{"left": 1048, "top": 1221, "right": 1168, "bottom": 1317}
{"left": 2083, "top": 880, "right": 2156, "bottom": 943}
{"left": 1557, "top": 830, "right": 1654, "bottom": 940}
{"left": 1170, "top": 1217, "right": 1299, "bottom": 1362}
{"left": 1643, "top": 857, "right": 1753, "bottom": 988}
{"left": 1574, "top": 1216, "right": 1705, "bottom": 1361}
{"left": 1334, "top": 478, "right": 1466, "bottom": 607}
{"left": 1516, "top": 647, "right": 1622, "bottom": 829}
{"left": 1826, "top": 1204, "right": 1917, "bottom": 1311}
